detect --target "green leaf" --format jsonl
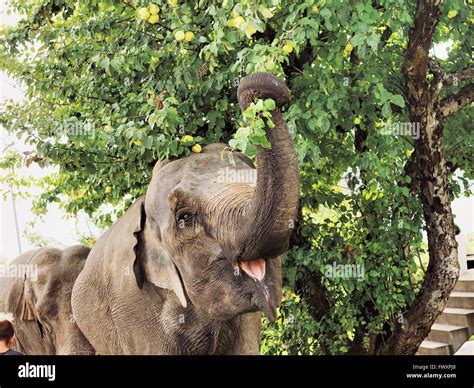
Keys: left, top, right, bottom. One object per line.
{"left": 382, "top": 102, "right": 392, "bottom": 118}
{"left": 391, "top": 94, "right": 405, "bottom": 108}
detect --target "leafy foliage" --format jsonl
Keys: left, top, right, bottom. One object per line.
{"left": 229, "top": 98, "right": 275, "bottom": 156}
{"left": 0, "top": 0, "right": 472, "bottom": 354}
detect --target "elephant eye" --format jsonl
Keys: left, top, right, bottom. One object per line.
{"left": 176, "top": 211, "right": 195, "bottom": 228}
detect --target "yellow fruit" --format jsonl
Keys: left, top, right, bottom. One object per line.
{"left": 344, "top": 43, "right": 353, "bottom": 53}
{"left": 184, "top": 31, "right": 194, "bottom": 42}
{"left": 227, "top": 18, "right": 236, "bottom": 27}
{"left": 283, "top": 43, "right": 293, "bottom": 54}
{"left": 137, "top": 7, "right": 150, "bottom": 21}
{"left": 148, "top": 4, "right": 160, "bottom": 15}
{"left": 447, "top": 10, "right": 458, "bottom": 19}
{"left": 312, "top": 6, "right": 319, "bottom": 13}
{"left": 191, "top": 144, "right": 202, "bottom": 153}
{"left": 168, "top": 0, "right": 178, "bottom": 7}
{"left": 181, "top": 135, "right": 194, "bottom": 143}
{"left": 353, "top": 117, "right": 361, "bottom": 125}
{"left": 148, "top": 14, "right": 159, "bottom": 24}
{"left": 175, "top": 30, "right": 185, "bottom": 41}
{"left": 151, "top": 56, "right": 160, "bottom": 63}
{"left": 234, "top": 16, "right": 245, "bottom": 28}
{"left": 133, "top": 139, "right": 143, "bottom": 146}
{"left": 245, "top": 23, "right": 256, "bottom": 37}
{"left": 105, "top": 186, "right": 112, "bottom": 194}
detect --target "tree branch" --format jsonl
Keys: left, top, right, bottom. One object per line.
{"left": 440, "top": 83, "right": 474, "bottom": 118}
{"left": 443, "top": 67, "right": 474, "bottom": 86}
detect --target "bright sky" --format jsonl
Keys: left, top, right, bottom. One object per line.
{"left": 0, "top": 3, "right": 101, "bottom": 260}
{"left": 0, "top": 3, "right": 472, "bottom": 263}
{"left": 0, "top": 74, "right": 102, "bottom": 260}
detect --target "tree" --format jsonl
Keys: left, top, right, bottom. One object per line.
{"left": 0, "top": 0, "right": 472, "bottom": 354}
{"left": 381, "top": 0, "right": 472, "bottom": 355}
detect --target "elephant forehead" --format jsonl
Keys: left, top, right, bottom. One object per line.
{"left": 145, "top": 146, "right": 256, "bottom": 221}
{"left": 156, "top": 149, "right": 255, "bottom": 192}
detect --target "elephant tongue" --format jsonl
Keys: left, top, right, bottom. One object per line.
{"left": 239, "top": 258, "right": 266, "bottom": 281}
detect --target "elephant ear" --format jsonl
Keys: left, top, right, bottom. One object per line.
{"left": 107, "top": 195, "right": 187, "bottom": 308}
{"left": 135, "top": 245, "right": 187, "bottom": 308}
{"left": 16, "top": 278, "right": 36, "bottom": 321}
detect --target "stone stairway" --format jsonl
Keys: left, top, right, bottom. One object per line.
{"left": 417, "top": 271, "right": 474, "bottom": 355}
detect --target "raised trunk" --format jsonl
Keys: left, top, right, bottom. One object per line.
{"left": 233, "top": 73, "right": 300, "bottom": 262}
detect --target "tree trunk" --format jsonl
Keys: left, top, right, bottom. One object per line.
{"left": 381, "top": 0, "right": 462, "bottom": 354}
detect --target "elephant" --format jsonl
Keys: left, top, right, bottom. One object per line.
{"left": 71, "top": 72, "right": 300, "bottom": 354}
{"left": 0, "top": 245, "right": 95, "bottom": 355}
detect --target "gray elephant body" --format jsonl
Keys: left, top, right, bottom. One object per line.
{"left": 0, "top": 245, "right": 95, "bottom": 355}
{"left": 72, "top": 73, "right": 299, "bottom": 355}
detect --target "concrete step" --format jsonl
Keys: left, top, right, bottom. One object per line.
{"left": 447, "top": 291, "right": 474, "bottom": 309}
{"left": 454, "top": 340, "right": 474, "bottom": 355}
{"left": 436, "top": 307, "right": 474, "bottom": 335}
{"left": 426, "top": 323, "right": 470, "bottom": 353}
{"left": 455, "top": 272, "right": 474, "bottom": 292}
{"left": 417, "top": 340, "right": 452, "bottom": 355}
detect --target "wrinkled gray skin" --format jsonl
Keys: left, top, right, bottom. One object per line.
{"left": 0, "top": 246, "right": 95, "bottom": 355}
{"left": 72, "top": 73, "right": 300, "bottom": 354}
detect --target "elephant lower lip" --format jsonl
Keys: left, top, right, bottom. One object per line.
{"left": 252, "top": 284, "right": 277, "bottom": 322}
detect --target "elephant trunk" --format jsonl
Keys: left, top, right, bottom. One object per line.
{"left": 234, "top": 72, "right": 300, "bottom": 262}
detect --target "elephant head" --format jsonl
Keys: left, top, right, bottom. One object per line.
{"left": 72, "top": 73, "right": 299, "bottom": 354}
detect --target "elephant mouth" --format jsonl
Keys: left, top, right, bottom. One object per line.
{"left": 239, "top": 258, "right": 277, "bottom": 322}
{"left": 239, "top": 258, "right": 266, "bottom": 281}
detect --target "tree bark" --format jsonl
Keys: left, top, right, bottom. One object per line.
{"left": 381, "top": 0, "right": 469, "bottom": 354}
